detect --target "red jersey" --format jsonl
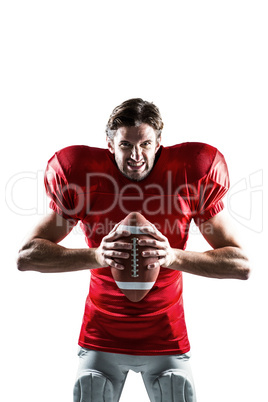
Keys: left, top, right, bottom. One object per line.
{"left": 44, "top": 142, "right": 229, "bottom": 355}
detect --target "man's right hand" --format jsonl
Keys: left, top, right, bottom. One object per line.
{"left": 17, "top": 212, "right": 132, "bottom": 273}
{"left": 95, "top": 222, "right": 132, "bottom": 270}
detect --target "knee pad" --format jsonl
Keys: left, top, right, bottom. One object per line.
{"left": 152, "top": 369, "right": 196, "bottom": 402}
{"left": 73, "top": 369, "right": 113, "bottom": 402}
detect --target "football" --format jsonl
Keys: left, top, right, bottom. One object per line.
{"left": 111, "top": 212, "right": 160, "bottom": 302}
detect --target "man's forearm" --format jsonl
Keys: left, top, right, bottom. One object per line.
{"left": 170, "top": 246, "right": 250, "bottom": 280}
{"left": 17, "top": 238, "right": 101, "bottom": 273}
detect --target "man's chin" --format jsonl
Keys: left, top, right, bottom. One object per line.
{"left": 123, "top": 169, "right": 150, "bottom": 182}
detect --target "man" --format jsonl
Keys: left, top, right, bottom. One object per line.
{"left": 17, "top": 98, "right": 250, "bottom": 402}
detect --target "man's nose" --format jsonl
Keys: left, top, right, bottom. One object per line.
{"left": 130, "top": 146, "right": 142, "bottom": 161}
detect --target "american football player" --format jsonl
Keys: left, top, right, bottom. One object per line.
{"left": 17, "top": 98, "right": 250, "bottom": 402}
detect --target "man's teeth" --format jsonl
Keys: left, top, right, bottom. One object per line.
{"left": 128, "top": 162, "right": 144, "bottom": 166}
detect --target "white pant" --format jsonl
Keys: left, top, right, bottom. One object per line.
{"left": 73, "top": 347, "right": 197, "bottom": 402}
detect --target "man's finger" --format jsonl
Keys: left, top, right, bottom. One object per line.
{"left": 142, "top": 249, "right": 166, "bottom": 257}
{"left": 139, "top": 226, "right": 165, "bottom": 240}
{"left": 104, "top": 250, "right": 130, "bottom": 259}
{"left": 138, "top": 238, "right": 160, "bottom": 248}
{"left": 147, "top": 261, "right": 161, "bottom": 270}
{"left": 105, "top": 258, "right": 125, "bottom": 270}
{"left": 106, "top": 229, "right": 131, "bottom": 241}
{"left": 104, "top": 241, "right": 132, "bottom": 250}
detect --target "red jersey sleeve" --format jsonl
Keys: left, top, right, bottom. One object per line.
{"left": 192, "top": 148, "right": 230, "bottom": 225}
{"left": 44, "top": 152, "right": 80, "bottom": 223}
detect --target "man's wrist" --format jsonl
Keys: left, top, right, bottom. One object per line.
{"left": 87, "top": 248, "right": 103, "bottom": 269}
{"left": 165, "top": 248, "right": 183, "bottom": 270}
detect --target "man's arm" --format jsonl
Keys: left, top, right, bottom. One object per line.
{"left": 17, "top": 211, "right": 131, "bottom": 273}
{"left": 139, "top": 210, "right": 251, "bottom": 280}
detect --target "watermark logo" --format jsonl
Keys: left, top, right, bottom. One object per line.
{"left": 227, "top": 170, "right": 263, "bottom": 233}
{"left": 5, "top": 171, "right": 46, "bottom": 216}
{"left": 5, "top": 169, "right": 264, "bottom": 234}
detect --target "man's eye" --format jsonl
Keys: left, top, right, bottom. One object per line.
{"left": 120, "top": 142, "right": 131, "bottom": 148}
{"left": 142, "top": 142, "right": 151, "bottom": 147}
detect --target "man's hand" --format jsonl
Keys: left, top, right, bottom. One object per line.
{"left": 95, "top": 222, "right": 132, "bottom": 270}
{"left": 138, "top": 223, "right": 176, "bottom": 269}
{"left": 139, "top": 211, "right": 250, "bottom": 280}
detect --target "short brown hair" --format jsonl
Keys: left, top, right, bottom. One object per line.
{"left": 106, "top": 98, "right": 164, "bottom": 140}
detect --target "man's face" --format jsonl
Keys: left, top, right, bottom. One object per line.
{"left": 107, "top": 123, "right": 161, "bottom": 181}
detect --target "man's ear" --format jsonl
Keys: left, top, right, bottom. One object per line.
{"left": 107, "top": 138, "right": 115, "bottom": 154}
{"left": 155, "top": 136, "right": 161, "bottom": 153}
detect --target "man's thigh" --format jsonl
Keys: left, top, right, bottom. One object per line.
{"left": 73, "top": 347, "right": 129, "bottom": 402}
{"left": 141, "top": 353, "right": 197, "bottom": 402}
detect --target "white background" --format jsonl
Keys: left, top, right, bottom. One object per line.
{"left": 1, "top": 1, "right": 267, "bottom": 401}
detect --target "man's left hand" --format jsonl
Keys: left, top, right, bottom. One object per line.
{"left": 138, "top": 223, "right": 176, "bottom": 269}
